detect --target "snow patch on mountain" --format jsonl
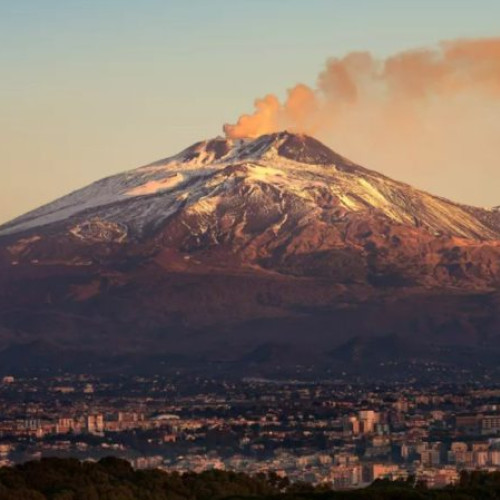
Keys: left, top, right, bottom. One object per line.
{"left": 69, "top": 219, "right": 128, "bottom": 243}
{"left": 126, "top": 173, "right": 184, "bottom": 196}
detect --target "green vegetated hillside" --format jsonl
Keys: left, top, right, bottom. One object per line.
{"left": 1, "top": 457, "right": 500, "bottom": 500}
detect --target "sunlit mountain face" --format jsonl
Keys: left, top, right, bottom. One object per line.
{"left": 1, "top": 132, "right": 500, "bottom": 377}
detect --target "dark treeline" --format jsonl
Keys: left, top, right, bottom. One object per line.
{"left": 2, "top": 457, "right": 500, "bottom": 500}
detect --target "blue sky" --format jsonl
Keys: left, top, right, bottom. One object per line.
{"left": 1, "top": 0, "right": 500, "bottom": 221}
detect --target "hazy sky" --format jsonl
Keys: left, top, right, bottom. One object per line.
{"left": 2, "top": 0, "right": 500, "bottom": 223}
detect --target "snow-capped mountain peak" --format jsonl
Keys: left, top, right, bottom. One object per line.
{"left": 3, "top": 133, "right": 500, "bottom": 370}
{"left": 1, "top": 132, "right": 499, "bottom": 242}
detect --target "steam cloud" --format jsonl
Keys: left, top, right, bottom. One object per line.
{"left": 224, "top": 38, "right": 500, "bottom": 206}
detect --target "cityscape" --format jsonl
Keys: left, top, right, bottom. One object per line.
{"left": 2, "top": 374, "right": 500, "bottom": 489}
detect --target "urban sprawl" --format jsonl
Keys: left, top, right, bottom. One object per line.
{"left": 1, "top": 375, "right": 500, "bottom": 489}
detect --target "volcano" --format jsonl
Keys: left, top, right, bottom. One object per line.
{"left": 1, "top": 132, "right": 500, "bottom": 377}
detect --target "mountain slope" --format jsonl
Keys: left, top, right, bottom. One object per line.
{"left": 1, "top": 132, "right": 500, "bottom": 376}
